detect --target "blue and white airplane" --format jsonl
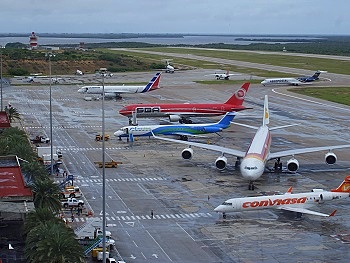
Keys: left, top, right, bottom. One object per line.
{"left": 78, "top": 72, "right": 161, "bottom": 98}
{"left": 114, "top": 112, "right": 235, "bottom": 141}
{"left": 261, "top": 70, "right": 327, "bottom": 86}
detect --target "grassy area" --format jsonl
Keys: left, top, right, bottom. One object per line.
{"left": 288, "top": 87, "right": 350, "bottom": 106}
{"left": 135, "top": 47, "right": 350, "bottom": 75}
{"left": 104, "top": 49, "right": 298, "bottom": 78}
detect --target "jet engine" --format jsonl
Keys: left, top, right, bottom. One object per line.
{"left": 169, "top": 115, "right": 181, "bottom": 122}
{"left": 325, "top": 152, "right": 337, "bottom": 165}
{"left": 311, "top": 189, "right": 334, "bottom": 202}
{"left": 287, "top": 158, "right": 299, "bottom": 172}
{"left": 215, "top": 156, "right": 227, "bottom": 170}
{"left": 181, "top": 148, "right": 193, "bottom": 160}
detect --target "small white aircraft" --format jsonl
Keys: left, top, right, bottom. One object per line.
{"left": 214, "top": 175, "right": 350, "bottom": 218}
{"left": 77, "top": 72, "right": 161, "bottom": 98}
{"left": 261, "top": 70, "right": 328, "bottom": 86}
{"left": 153, "top": 95, "right": 350, "bottom": 190}
{"left": 209, "top": 69, "right": 241, "bottom": 80}
{"left": 76, "top": 69, "right": 84, "bottom": 75}
{"left": 159, "top": 60, "right": 176, "bottom": 73}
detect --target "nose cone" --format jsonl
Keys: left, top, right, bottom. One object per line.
{"left": 214, "top": 205, "right": 225, "bottom": 212}
{"left": 77, "top": 88, "right": 84, "bottom": 93}
{"left": 114, "top": 130, "right": 124, "bottom": 137}
{"left": 261, "top": 80, "right": 267, "bottom": 85}
{"left": 240, "top": 157, "right": 264, "bottom": 181}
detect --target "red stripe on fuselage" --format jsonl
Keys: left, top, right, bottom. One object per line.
{"left": 245, "top": 129, "right": 271, "bottom": 162}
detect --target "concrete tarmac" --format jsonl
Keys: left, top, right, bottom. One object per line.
{"left": 5, "top": 63, "right": 350, "bottom": 262}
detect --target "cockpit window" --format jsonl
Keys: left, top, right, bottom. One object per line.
{"left": 222, "top": 202, "right": 232, "bottom": 206}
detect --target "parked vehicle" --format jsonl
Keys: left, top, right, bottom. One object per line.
{"left": 61, "top": 197, "right": 84, "bottom": 208}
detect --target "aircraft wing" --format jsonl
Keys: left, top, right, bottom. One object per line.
{"left": 288, "top": 79, "right": 304, "bottom": 85}
{"left": 153, "top": 134, "right": 246, "bottom": 158}
{"left": 171, "top": 132, "right": 207, "bottom": 138}
{"left": 279, "top": 206, "right": 335, "bottom": 217}
{"left": 268, "top": 144, "right": 350, "bottom": 160}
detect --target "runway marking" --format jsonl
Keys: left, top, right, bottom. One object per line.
{"left": 67, "top": 212, "right": 213, "bottom": 223}
{"left": 54, "top": 177, "right": 166, "bottom": 184}
{"left": 25, "top": 125, "right": 103, "bottom": 129}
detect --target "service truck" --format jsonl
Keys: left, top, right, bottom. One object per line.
{"left": 60, "top": 186, "right": 81, "bottom": 199}
{"left": 61, "top": 198, "right": 84, "bottom": 208}
{"left": 37, "top": 146, "right": 62, "bottom": 164}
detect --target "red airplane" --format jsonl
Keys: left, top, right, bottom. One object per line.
{"left": 119, "top": 82, "right": 250, "bottom": 123}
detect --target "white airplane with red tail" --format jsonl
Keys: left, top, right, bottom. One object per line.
{"left": 153, "top": 95, "right": 350, "bottom": 190}
{"left": 214, "top": 175, "right": 350, "bottom": 217}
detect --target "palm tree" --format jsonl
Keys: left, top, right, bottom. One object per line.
{"left": 25, "top": 221, "right": 84, "bottom": 263}
{"left": 22, "top": 160, "right": 48, "bottom": 184}
{"left": 4, "top": 106, "right": 21, "bottom": 123}
{"left": 31, "top": 179, "right": 62, "bottom": 213}
{"left": 24, "top": 207, "right": 63, "bottom": 234}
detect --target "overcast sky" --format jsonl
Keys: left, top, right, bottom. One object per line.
{"left": 1, "top": 0, "right": 349, "bottom": 35}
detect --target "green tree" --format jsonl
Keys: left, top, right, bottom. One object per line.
{"left": 31, "top": 179, "right": 62, "bottom": 213}
{"left": 25, "top": 221, "right": 84, "bottom": 263}
{"left": 4, "top": 106, "right": 21, "bottom": 123}
{"left": 24, "top": 207, "right": 63, "bottom": 234}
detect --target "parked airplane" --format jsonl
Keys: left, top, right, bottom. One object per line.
{"left": 114, "top": 112, "right": 235, "bottom": 141}
{"left": 119, "top": 82, "right": 251, "bottom": 124}
{"left": 209, "top": 70, "right": 240, "bottom": 80}
{"left": 261, "top": 70, "right": 326, "bottom": 86}
{"left": 153, "top": 95, "right": 350, "bottom": 190}
{"left": 157, "top": 60, "right": 176, "bottom": 73}
{"left": 77, "top": 72, "right": 161, "bottom": 98}
{"left": 214, "top": 175, "right": 350, "bottom": 218}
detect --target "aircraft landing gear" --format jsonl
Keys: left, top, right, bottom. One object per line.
{"left": 248, "top": 181, "right": 255, "bottom": 191}
{"left": 222, "top": 212, "right": 227, "bottom": 219}
{"left": 179, "top": 118, "right": 192, "bottom": 124}
{"left": 274, "top": 158, "right": 282, "bottom": 172}
{"left": 235, "top": 157, "right": 241, "bottom": 168}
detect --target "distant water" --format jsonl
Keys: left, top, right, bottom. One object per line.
{"left": 0, "top": 35, "right": 320, "bottom": 46}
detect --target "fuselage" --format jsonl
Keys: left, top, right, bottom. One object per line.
{"left": 78, "top": 85, "right": 150, "bottom": 95}
{"left": 114, "top": 122, "right": 227, "bottom": 138}
{"left": 214, "top": 191, "right": 348, "bottom": 213}
{"left": 119, "top": 103, "right": 247, "bottom": 118}
{"left": 240, "top": 126, "right": 271, "bottom": 181}
{"left": 261, "top": 78, "right": 299, "bottom": 86}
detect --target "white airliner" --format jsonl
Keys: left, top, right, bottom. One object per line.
{"left": 209, "top": 70, "right": 240, "bottom": 80}
{"left": 214, "top": 175, "right": 350, "bottom": 218}
{"left": 77, "top": 72, "right": 161, "bottom": 98}
{"left": 261, "top": 70, "right": 327, "bottom": 86}
{"left": 153, "top": 95, "right": 350, "bottom": 190}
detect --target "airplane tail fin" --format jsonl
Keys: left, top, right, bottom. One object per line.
{"left": 142, "top": 72, "right": 161, "bottom": 93}
{"left": 262, "top": 95, "right": 269, "bottom": 126}
{"left": 217, "top": 112, "right": 236, "bottom": 127}
{"left": 331, "top": 176, "right": 350, "bottom": 192}
{"left": 224, "top": 83, "right": 250, "bottom": 105}
{"left": 312, "top": 71, "right": 321, "bottom": 80}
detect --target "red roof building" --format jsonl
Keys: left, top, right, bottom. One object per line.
{"left": 0, "top": 155, "right": 33, "bottom": 201}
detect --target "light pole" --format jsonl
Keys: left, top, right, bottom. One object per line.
{"left": 101, "top": 74, "right": 107, "bottom": 263}
{"left": 46, "top": 52, "right": 55, "bottom": 175}
{"left": 0, "top": 45, "right": 3, "bottom": 111}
